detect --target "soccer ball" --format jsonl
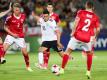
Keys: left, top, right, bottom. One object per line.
{"left": 51, "top": 64, "right": 60, "bottom": 73}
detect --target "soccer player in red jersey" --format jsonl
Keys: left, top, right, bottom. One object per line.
{"left": 0, "top": 3, "right": 12, "bottom": 64}
{"left": 2, "top": 3, "right": 33, "bottom": 72}
{"left": 38, "top": 3, "right": 63, "bottom": 69}
{"left": 58, "top": 1, "right": 100, "bottom": 79}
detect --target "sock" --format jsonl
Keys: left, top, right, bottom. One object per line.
{"left": 62, "top": 54, "right": 69, "bottom": 69}
{"left": 43, "top": 51, "right": 50, "bottom": 66}
{"left": 87, "top": 53, "right": 93, "bottom": 71}
{"left": 23, "top": 53, "right": 29, "bottom": 67}
{"left": 38, "top": 52, "right": 43, "bottom": 64}
{"left": 0, "top": 44, "right": 5, "bottom": 58}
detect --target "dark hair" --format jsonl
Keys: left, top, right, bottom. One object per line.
{"left": 43, "top": 9, "right": 49, "bottom": 14}
{"left": 86, "top": 1, "right": 94, "bottom": 9}
{"left": 46, "top": 2, "right": 54, "bottom": 7}
{"left": 13, "top": 3, "right": 21, "bottom": 8}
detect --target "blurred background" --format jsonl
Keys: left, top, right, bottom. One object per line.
{"left": 0, "top": 0, "right": 107, "bottom": 53}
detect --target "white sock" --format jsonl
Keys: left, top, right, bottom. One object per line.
{"left": 38, "top": 52, "right": 44, "bottom": 64}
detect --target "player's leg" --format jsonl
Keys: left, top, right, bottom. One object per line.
{"left": 58, "top": 37, "right": 78, "bottom": 75}
{"left": 83, "top": 42, "right": 93, "bottom": 79}
{"left": 21, "top": 47, "right": 33, "bottom": 72}
{"left": 0, "top": 37, "right": 5, "bottom": 63}
{"left": 38, "top": 41, "right": 51, "bottom": 69}
{"left": 43, "top": 48, "right": 50, "bottom": 68}
{"left": 16, "top": 38, "right": 33, "bottom": 72}
{"left": 37, "top": 46, "right": 48, "bottom": 69}
{"left": 1, "top": 35, "right": 13, "bottom": 64}
{"left": 86, "top": 51, "right": 93, "bottom": 79}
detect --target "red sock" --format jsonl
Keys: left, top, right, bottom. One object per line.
{"left": 87, "top": 53, "right": 93, "bottom": 71}
{"left": 23, "top": 53, "right": 29, "bottom": 67}
{"left": 43, "top": 51, "right": 50, "bottom": 66}
{"left": 62, "top": 54, "right": 69, "bottom": 69}
{"left": 0, "top": 44, "right": 5, "bottom": 58}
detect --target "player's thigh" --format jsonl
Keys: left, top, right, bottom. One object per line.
{"left": 0, "top": 37, "right": 3, "bottom": 43}
{"left": 15, "top": 38, "right": 26, "bottom": 49}
{"left": 3, "top": 35, "right": 14, "bottom": 51}
{"left": 4, "top": 35, "right": 14, "bottom": 45}
{"left": 3, "top": 43, "right": 11, "bottom": 51}
{"left": 67, "top": 37, "right": 79, "bottom": 50}
{"left": 41, "top": 41, "right": 50, "bottom": 52}
{"left": 51, "top": 41, "right": 61, "bottom": 52}
{"left": 82, "top": 41, "right": 93, "bottom": 52}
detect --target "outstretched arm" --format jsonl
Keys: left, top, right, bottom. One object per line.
{"left": 0, "top": 3, "right": 12, "bottom": 18}
{"left": 32, "top": 11, "right": 40, "bottom": 22}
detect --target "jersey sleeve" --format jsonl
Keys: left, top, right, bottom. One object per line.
{"left": 56, "top": 14, "right": 60, "bottom": 23}
{"left": 5, "top": 15, "right": 11, "bottom": 26}
{"left": 52, "top": 20, "right": 59, "bottom": 31}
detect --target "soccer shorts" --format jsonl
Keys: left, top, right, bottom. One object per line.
{"left": 4, "top": 35, "right": 26, "bottom": 48}
{"left": 67, "top": 37, "right": 93, "bottom": 51}
{"left": 41, "top": 40, "right": 62, "bottom": 52}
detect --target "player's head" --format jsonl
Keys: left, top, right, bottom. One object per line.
{"left": 12, "top": 3, "right": 21, "bottom": 15}
{"left": 46, "top": 2, "right": 54, "bottom": 13}
{"left": 85, "top": 1, "right": 94, "bottom": 10}
{"left": 43, "top": 9, "right": 50, "bottom": 22}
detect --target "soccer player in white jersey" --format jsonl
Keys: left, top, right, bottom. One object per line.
{"left": 32, "top": 9, "right": 64, "bottom": 69}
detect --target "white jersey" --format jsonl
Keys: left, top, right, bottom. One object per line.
{"left": 39, "top": 18, "right": 58, "bottom": 42}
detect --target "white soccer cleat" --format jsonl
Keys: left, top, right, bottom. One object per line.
{"left": 35, "top": 63, "right": 47, "bottom": 70}
{"left": 26, "top": 67, "right": 33, "bottom": 72}
{"left": 86, "top": 71, "right": 91, "bottom": 79}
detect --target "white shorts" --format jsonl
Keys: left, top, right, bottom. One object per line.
{"left": 4, "top": 35, "right": 26, "bottom": 48}
{"left": 67, "top": 37, "right": 93, "bottom": 51}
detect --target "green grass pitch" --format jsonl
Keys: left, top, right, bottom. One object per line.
{"left": 0, "top": 51, "right": 107, "bottom": 80}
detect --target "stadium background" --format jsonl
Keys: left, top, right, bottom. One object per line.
{"left": 0, "top": 0, "right": 107, "bottom": 52}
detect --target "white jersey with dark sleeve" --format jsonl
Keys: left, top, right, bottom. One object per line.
{"left": 39, "top": 18, "right": 58, "bottom": 42}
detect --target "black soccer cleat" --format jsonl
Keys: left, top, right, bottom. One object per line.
{"left": 1, "top": 59, "right": 6, "bottom": 64}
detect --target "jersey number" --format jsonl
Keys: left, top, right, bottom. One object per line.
{"left": 82, "top": 19, "right": 91, "bottom": 31}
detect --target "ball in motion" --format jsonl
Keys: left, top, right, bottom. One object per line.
{"left": 51, "top": 64, "right": 60, "bottom": 73}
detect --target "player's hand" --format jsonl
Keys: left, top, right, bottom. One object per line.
{"left": 32, "top": 11, "right": 35, "bottom": 16}
{"left": 70, "top": 32, "right": 74, "bottom": 37}
{"left": 57, "top": 42, "right": 64, "bottom": 49}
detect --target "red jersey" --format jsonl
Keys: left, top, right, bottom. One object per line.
{"left": 50, "top": 13, "right": 60, "bottom": 23}
{"left": 74, "top": 10, "right": 100, "bottom": 43}
{"left": 5, "top": 13, "right": 26, "bottom": 38}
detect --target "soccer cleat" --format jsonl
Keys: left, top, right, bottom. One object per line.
{"left": 0, "top": 58, "right": 6, "bottom": 64}
{"left": 86, "top": 71, "right": 91, "bottom": 79}
{"left": 26, "top": 67, "right": 33, "bottom": 72}
{"left": 55, "top": 68, "right": 64, "bottom": 76}
{"left": 59, "top": 68, "right": 64, "bottom": 74}
{"left": 35, "top": 63, "right": 47, "bottom": 70}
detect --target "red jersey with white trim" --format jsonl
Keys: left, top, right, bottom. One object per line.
{"left": 50, "top": 12, "right": 60, "bottom": 23}
{"left": 5, "top": 13, "right": 26, "bottom": 38}
{"left": 74, "top": 10, "right": 100, "bottom": 43}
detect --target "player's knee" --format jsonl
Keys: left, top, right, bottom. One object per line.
{"left": 0, "top": 38, "right": 3, "bottom": 44}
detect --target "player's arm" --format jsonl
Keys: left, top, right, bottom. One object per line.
{"left": 55, "top": 29, "right": 63, "bottom": 48}
{"left": 71, "top": 16, "right": 80, "bottom": 36}
{"left": 95, "top": 18, "right": 101, "bottom": 39}
{"left": 4, "top": 25, "right": 18, "bottom": 38}
{"left": 95, "top": 25, "right": 100, "bottom": 39}
{"left": 32, "top": 11, "right": 40, "bottom": 22}
{"left": 0, "top": 3, "right": 12, "bottom": 18}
